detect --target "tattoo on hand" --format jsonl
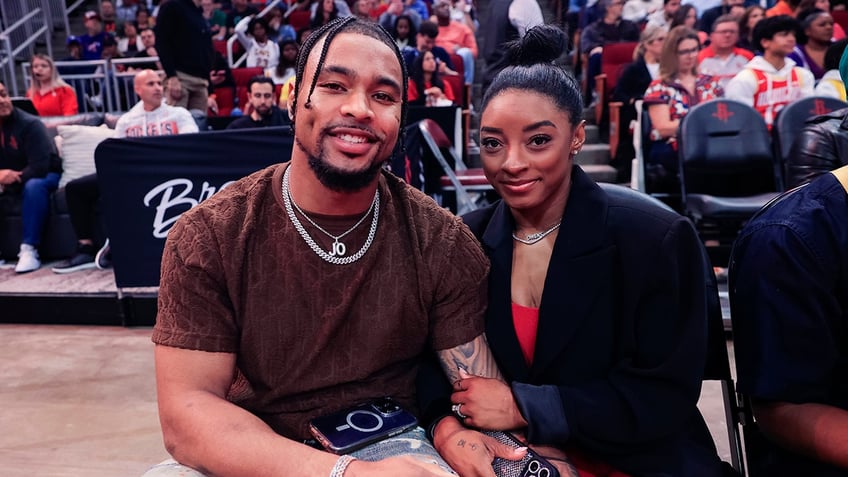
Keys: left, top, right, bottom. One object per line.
{"left": 457, "top": 439, "right": 466, "bottom": 448}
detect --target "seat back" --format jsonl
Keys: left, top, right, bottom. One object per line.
{"left": 287, "top": 10, "right": 311, "bottom": 33}
{"left": 833, "top": 9, "right": 848, "bottom": 33}
{"left": 772, "top": 96, "right": 848, "bottom": 190}
{"left": 448, "top": 52, "right": 464, "bottom": 81}
{"left": 679, "top": 99, "right": 775, "bottom": 198}
{"left": 600, "top": 42, "right": 637, "bottom": 96}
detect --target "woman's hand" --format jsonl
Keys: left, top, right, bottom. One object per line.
{"left": 424, "top": 86, "right": 445, "bottom": 99}
{"left": 433, "top": 416, "right": 527, "bottom": 477}
{"left": 452, "top": 368, "right": 527, "bottom": 431}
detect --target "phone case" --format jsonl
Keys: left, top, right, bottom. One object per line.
{"left": 484, "top": 431, "right": 560, "bottom": 477}
{"left": 309, "top": 397, "right": 418, "bottom": 454}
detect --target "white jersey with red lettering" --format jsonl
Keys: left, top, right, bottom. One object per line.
{"left": 114, "top": 101, "right": 199, "bottom": 138}
{"left": 724, "top": 56, "right": 815, "bottom": 128}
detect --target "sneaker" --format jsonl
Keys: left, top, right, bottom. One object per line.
{"left": 52, "top": 244, "right": 96, "bottom": 274}
{"left": 15, "top": 244, "right": 41, "bottom": 274}
{"left": 95, "top": 239, "right": 112, "bottom": 270}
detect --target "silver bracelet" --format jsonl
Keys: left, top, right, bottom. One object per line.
{"left": 330, "top": 455, "right": 357, "bottom": 477}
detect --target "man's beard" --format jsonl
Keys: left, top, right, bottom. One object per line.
{"left": 295, "top": 133, "right": 387, "bottom": 193}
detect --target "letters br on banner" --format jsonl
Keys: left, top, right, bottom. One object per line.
{"left": 95, "top": 127, "right": 293, "bottom": 288}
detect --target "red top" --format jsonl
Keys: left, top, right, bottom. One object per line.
{"left": 407, "top": 78, "right": 455, "bottom": 104}
{"left": 27, "top": 85, "right": 78, "bottom": 117}
{"left": 511, "top": 302, "right": 539, "bottom": 366}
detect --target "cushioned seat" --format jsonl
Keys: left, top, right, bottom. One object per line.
{"left": 686, "top": 193, "right": 779, "bottom": 220}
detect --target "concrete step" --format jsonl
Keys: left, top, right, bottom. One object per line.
{"left": 581, "top": 164, "right": 619, "bottom": 184}
{"left": 575, "top": 143, "right": 610, "bottom": 166}
{"left": 584, "top": 124, "right": 600, "bottom": 144}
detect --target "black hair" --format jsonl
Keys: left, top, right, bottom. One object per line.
{"left": 247, "top": 75, "right": 274, "bottom": 92}
{"left": 670, "top": 4, "right": 698, "bottom": 29}
{"left": 392, "top": 14, "right": 418, "bottom": 43}
{"left": 409, "top": 50, "right": 445, "bottom": 105}
{"left": 275, "top": 39, "right": 299, "bottom": 78}
{"left": 249, "top": 15, "right": 270, "bottom": 36}
{"left": 292, "top": 17, "right": 408, "bottom": 142}
{"left": 418, "top": 20, "right": 439, "bottom": 39}
{"left": 824, "top": 37, "right": 848, "bottom": 70}
{"left": 482, "top": 24, "right": 582, "bottom": 127}
{"left": 796, "top": 8, "right": 829, "bottom": 44}
{"left": 311, "top": 0, "right": 340, "bottom": 29}
{"left": 752, "top": 15, "right": 800, "bottom": 52}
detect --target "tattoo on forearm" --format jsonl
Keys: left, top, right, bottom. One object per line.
{"left": 437, "top": 334, "right": 504, "bottom": 383}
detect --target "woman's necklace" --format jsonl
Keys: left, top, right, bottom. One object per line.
{"left": 512, "top": 221, "right": 562, "bottom": 245}
{"left": 281, "top": 165, "right": 379, "bottom": 265}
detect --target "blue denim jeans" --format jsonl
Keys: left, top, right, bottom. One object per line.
{"left": 140, "top": 427, "right": 455, "bottom": 476}
{"left": 21, "top": 172, "right": 60, "bottom": 246}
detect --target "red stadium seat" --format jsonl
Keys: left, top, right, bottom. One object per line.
{"left": 288, "top": 10, "right": 311, "bottom": 33}
{"left": 232, "top": 67, "right": 265, "bottom": 88}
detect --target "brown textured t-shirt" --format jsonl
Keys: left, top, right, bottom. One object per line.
{"left": 153, "top": 163, "right": 489, "bottom": 440}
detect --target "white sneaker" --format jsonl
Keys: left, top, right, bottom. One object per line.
{"left": 15, "top": 244, "right": 41, "bottom": 273}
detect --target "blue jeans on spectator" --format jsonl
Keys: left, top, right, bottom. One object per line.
{"left": 454, "top": 47, "right": 475, "bottom": 85}
{"left": 22, "top": 172, "right": 61, "bottom": 246}
{"left": 140, "top": 427, "right": 455, "bottom": 476}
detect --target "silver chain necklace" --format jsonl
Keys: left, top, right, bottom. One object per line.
{"left": 281, "top": 165, "right": 380, "bottom": 265}
{"left": 512, "top": 221, "right": 562, "bottom": 245}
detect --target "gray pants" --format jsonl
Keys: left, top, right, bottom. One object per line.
{"left": 141, "top": 427, "right": 454, "bottom": 476}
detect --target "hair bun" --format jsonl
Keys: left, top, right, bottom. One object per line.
{"left": 507, "top": 24, "right": 567, "bottom": 67}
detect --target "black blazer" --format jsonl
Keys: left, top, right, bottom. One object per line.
{"left": 462, "top": 167, "right": 722, "bottom": 477}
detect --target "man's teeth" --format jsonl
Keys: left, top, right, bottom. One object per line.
{"left": 338, "top": 133, "right": 368, "bottom": 143}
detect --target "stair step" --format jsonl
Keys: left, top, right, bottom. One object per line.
{"left": 575, "top": 143, "right": 610, "bottom": 166}
{"left": 581, "top": 164, "right": 619, "bottom": 184}
{"left": 584, "top": 124, "right": 600, "bottom": 144}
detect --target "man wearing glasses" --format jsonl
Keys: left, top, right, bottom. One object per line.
{"left": 227, "top": 76, "right": 290, "bottom": 130}
{"left": 698, "top": 14, "right": 755, "bottom": 88}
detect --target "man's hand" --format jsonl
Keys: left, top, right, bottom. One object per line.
{"left": 166, "top": 76, "right": 182, "bottom": 97}
{"left": 433, "top": 416, "right": 526, "bottom": 477}
{"left": 452, "top": 368, "right": 527, "bottom": 431}
{"left": 0, "top": 169, "right": 22, "bottom": 185}
{"left": 207, "top": 96, "right": 219, "bottom": 115}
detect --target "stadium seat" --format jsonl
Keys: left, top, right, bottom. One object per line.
{"left": 594, "top": 42, "right": 637, "bottom": 125}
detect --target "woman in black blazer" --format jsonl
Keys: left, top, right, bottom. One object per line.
{"left": 429, "top": 25, "right": 723, "bottom": 477}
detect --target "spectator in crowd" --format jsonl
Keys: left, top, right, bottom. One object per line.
{"left": 207, "top": 51, "right": 235, "bottom": 115}
{"left": 52, "top": 70, "right": 198, "bottom": 274}
{"left": 623, "top": 0, "right": 663, "bottom": 22}
{"left": 116, "top": 0, "right": 140, "bottom": 26}
{"left": 800, "top": 0, "right": 847, "bottom": 38}
{"left": 379, "top": 0, "right": 422, "bottom": 33}
{"left": 0, "top": 80, "right": 62, "bottom": 273}
{"left": 101, "top": 0, "right": 118, "bottom": 34}
{"left": 730, "top": 162, "right": 848, "bottom": 476}
{"left": 155, "top": 0, "right": 215, "bottom": 112}
{"left": 311, "top": 0, "right": 345, "bottom": 29}
{"left": 785, "top": 43, "right": 848, "bottom": 187}
{"left": 738, "top": 5, "right": 766, "bottom": 51}
{"left": 611, "top": 24, "right": 666, "bottom": 179}
{"left": 788, "top": 8, "right": 834, "bottom": 79}
{"left": 644, "top": 26, "right": 723, "bottom": 190}
{"left": 226, "top": 0, "right": 259, "bottom": 35}
{"left": 101, "top": 34, "right": 124, "bottom": 66}
{"left": 266, "top": 6, "right": 297, "bottom": 43}
{"left": 701, "top": 0, "right": 747, "bottom": 34}
{"left": 142, "top": 16, "right": 504, "bottom": 477}
{"left": 581, "top": 0, "right": 640, "bottom": 104}
{"left": 647, "top": 0, "right": 681, "bottom": 29}
{"left": 136, "top": 7, "right": 153, "bottom": 30}
{"left": 132, "top": 28, "right": 161, "bottom": 71}
{"left": 449, "top": 0, "right": 478, "bottom": 33}
{"left": 200, "top": 0, "right": 227, "bottom": 40}
{"left": 226, "top": 76, "right": 289, "bottom": 129}
{"left": 430, "top": 23, "right": 724, "bottom": 477}
{"left": 309, "top": 0, "right": 352, "bottom": 23}
{"left": 815, "top": 38, "right": 848, "bottom": 99}
{"left": 767, "top": 0, "right": 801, "bottom": 17}
{"left": 62, "top": 36, "right": 84, "bottom": 62}
{"left": 235, "top": 15, "right": 281, "bottom": 69}
{"left": 698, "top": 14, "right": 755, "bottom": 88}
{"left": 267, "top": 39, "right": 298, "bottom": 85}
{"left": 402, "top": 21, "right": 457, "bottom": 77}
{"left": 80, "top": 10, "right": 109, "bottom": 60}
{"left": 670, "top": 3, "right": 705, "bottom": 43}
{"left": 117, "top": 21, "right": 143, "bottom": 55}
{"left": 726, "top": 15, "right": 815, "bottom": 129}
{"left": 26, "top": 54, "right": 78, "bottom": 117}
{"left": 408, "top": 50, "right": 455, "bottom": 106}
{"left": 432, "top": 0, "right": 478, "bottom": 84}
{"left": 389, "top": 14, "right": 418, "bottom": 49}
{"left": 479, "top": 0, "right": 544, "bottom": 90}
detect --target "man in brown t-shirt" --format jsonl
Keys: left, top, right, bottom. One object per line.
{"left": 149, "top": 17, "right": 521, "bottom": 477}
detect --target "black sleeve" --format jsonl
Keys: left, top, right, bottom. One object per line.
{"left": 19, "top": 118, "right": 53, "bottom": 183}
{"left": 155, "top": 2, "right": 179, "bottom": 78}
{"left": 784, "top": 119, "right": 843, "bottom": 188}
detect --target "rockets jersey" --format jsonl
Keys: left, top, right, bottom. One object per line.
{"left": 724, "top": 56, "right": 815, "bottom": 128}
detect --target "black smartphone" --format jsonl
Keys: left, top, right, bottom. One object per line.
{"left": 309, "top": 397, "right": 418, "bottom": 454}
{"left": 485, "top": 431, "right": 560, "bottom": 477}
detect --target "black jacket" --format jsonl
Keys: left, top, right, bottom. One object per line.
{"left": 0, "top": 108, "right": 62, "bottom": 187}
{"left": 155, "top": 0, "right": 214, "bottom": 80}
{"left": 785, "top": 107, "right": 848, "bottom": 189}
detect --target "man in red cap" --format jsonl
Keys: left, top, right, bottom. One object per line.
{"left": 80, "top": 10, "right": 109, "bottom": 60}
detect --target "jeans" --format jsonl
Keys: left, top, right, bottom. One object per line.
{"left": 21, "top": 172, "right": 60, "bottom": 246}
{"left": 140, "top": 427, "right": 455, "bottom": 476}
{"left": 454, "top": 47, "right": 475, "bottom": 85}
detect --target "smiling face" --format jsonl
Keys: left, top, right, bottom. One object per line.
{"left": 480, "top": 89, "right": 585, "bottom": 215}
{"left": 288, "top": 32, "right": 403, "bottom": 192}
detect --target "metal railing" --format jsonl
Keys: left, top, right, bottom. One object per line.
{"left": 22, "top": 57, "right": 163, "bottom": 114}
{"left": 225, "top": 0, "right": 286, "bottom": 68}
{"left": 0, "top": 5, "right": 52, "bottom": 96}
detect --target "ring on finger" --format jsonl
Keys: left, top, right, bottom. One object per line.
{"left": 451, "top": 402, "right": 468, "bottom": 419}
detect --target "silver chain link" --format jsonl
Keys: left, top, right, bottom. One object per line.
{"left": 282, "top": 165, "right": 380, "bottom": 265}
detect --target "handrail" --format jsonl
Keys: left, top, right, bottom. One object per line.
{"left": 0, "top": 7, "right": 52, "bottom": 96}
{"left": 226, "top": 0, "right": 286, "bottom": 68}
